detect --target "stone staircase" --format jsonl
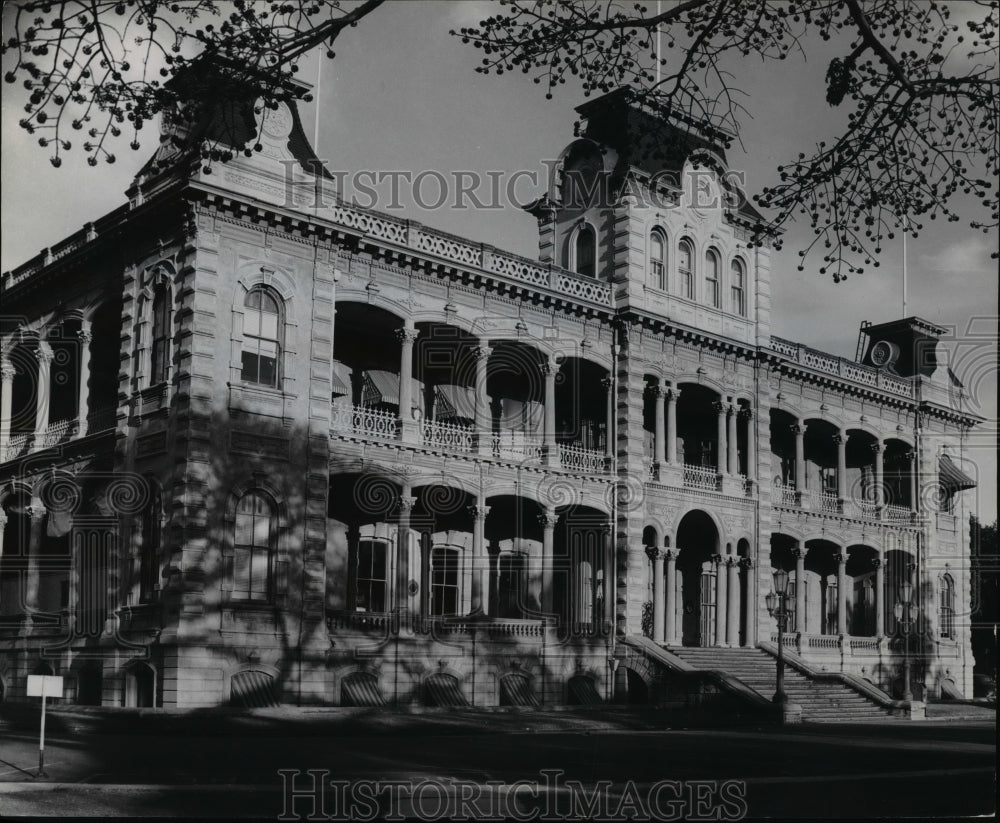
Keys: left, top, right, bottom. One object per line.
{"left": 668, "top": 647, "right": 898, "bottom": 722}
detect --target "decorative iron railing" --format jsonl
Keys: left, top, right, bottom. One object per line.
{"left": 331, "top": 404, "right": 399, "bottom": 440}
{"left": 770, "top": 335, "right": 915, "bottom": 399}
{"left": 775, "top": 482, "right": 798, "bottom": 506}
{"left": 421, "top": 419, "right": 475, "bottom": 453}
{"left": 817, "top": 492, "right": 841, "bottom": 514}
{"left": 884, "top": 504, "right": 912, "bottom": 522}
{"left": 87, "top": 406, "right": 118, "bottom": 433}
{"left": 491, "top": 432, "right": 544, "bottom": 461}
{"left": 558, "top": 443, "right": 606, "bottom": 474}
{"left": 683, "top": 464, "right": 720, "bottom": 491}
{"left": 40, "top": 418, "right": 74, "bottom": 448}
{"left": 2, "top": 432, "right": 31, "bottom": 462}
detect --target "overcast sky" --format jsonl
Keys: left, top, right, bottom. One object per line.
{"left": 1, "top": 1, "right": 995, "bottom": 520}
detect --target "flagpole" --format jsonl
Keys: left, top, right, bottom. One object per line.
{"left": 902, "top": 229, "right": 907, "bottom": 317}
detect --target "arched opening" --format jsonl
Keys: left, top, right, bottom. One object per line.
{"left": 676, "top": 510, "right": 720, "bottom": 646}
{"left": 554, "top": 505, "right": 608, "bottom": 635}
{"left": 769, "top": 409, "right": 798, "bottom": 491}
{"left": 414, "top": 322, "right": 480, "bottom": 444}
{"left": 649, "top": 229, "right": 667, "bottom": 291}
{"left": 332, "top": 302, "right": 407, "bottom": 421}
{"left": 802, "top": 539, "right": 841, "bottom": 635}
{"left": 846, "top": 545, "right": 879, "bottom": 637}
{"left": 123, "top": 663, "right": 156, "bottom": 708}
{"left": 488, "top": 341, "right": 545, "bottom": 459}
{"left": 230, "top": 669, "right": 280, "bottom": 708}
{"left": 5, "top": 336, "right": 39, "bottom": 456}
{"left": 883, "top": 438, "right": 913, "bottom": 512}
{"left": 485, "top": 495, "right": 544, "bottom": 618}
{"left": 676, "top": 384, "right": 721, "bottom": 471}
{"left": 737, "top": 538, "right": 751, "bottom": 646}
{"left": 677, "top": 238, "right": 695, "bottom": 300}
{"left": 803, "top": 418, "right": 840, "bottom": 507}
{"left": 573, "top": 224, "right": 597, "bottom": 278}
{"left": 499, "top": 672, "right": 539, "bottom": 707}
{"left": 845, "top": 429, "right": 879, "bottom": 514}
{"left": 554, "top": 357, "right": 609, "bottom": 457}
{"left": 46, "top": 317, "right": 82, "bottom": 440}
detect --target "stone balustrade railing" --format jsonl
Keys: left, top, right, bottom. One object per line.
{"left": 769, "top": 632, "right": 883, "bottom": 655}
{"left": 770, "top": 335, "right": 916, "bottom": 399}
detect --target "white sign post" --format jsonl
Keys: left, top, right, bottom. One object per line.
{"left": 26, "top": 674, "right": 63, "bottom": 778}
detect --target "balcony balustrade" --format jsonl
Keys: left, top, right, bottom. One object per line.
{"left": 776, "top": 482, "right": 798, "bottom": 506}
{"left": 683, "top": 464, "right": 720, "bottom": 491}
{"left": 817, "top": 492, "right": 841, "bottom": 514}
{"left": 40, "top": 418, "right": 74, "bottom": 448}
{"left": 558, "top": 443, "right": 606, "bottom": 473}
{"left": 491, "top": 432, "right": 544, "bottom": 462}
{"left": 331, "top": 403, "right": 400, "bottom": 440}
{"left": 883, "top": 504, "right": 912, "bottom": 522}
{"left": 2, "top": 432, "right": 31, "bottom": 462}
{"left": 0, "top": 405, "right": 119, "bottom": 465}
{"left": 421, "top": 418, "right": 475, "bottom": 453}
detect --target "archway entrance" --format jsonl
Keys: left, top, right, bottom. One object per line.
{"left": 676, "top": 510, "right": 720, "bottom": 647}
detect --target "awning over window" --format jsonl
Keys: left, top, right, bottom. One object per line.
{"left": 939, "top": 455, "right": 976, "bottom": 491}
{"left": 424, "top": 673, "right": 468, "bottom": 707}
{"left": 567, "top": 675, "right": 602, "bottom": 706}
{"left": 331, "top": 362, "right": 352, "bottom": 397}
{"left": 435, "top": 384, "right": 478, "bottom": 421}
{"left": 230, "top": 670, "right": 281, "bottom": 708}
{"left": 499, "top": 673, "right": 540, "bottom": 707}
{"left": 364, "top": 369, "right": 400, "bottom": 405}
{"left": 341, "top": 673, "right": 386, "bottom": 707}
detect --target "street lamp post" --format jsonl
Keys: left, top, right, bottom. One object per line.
{"left": 894, "top": 580, "right": 914, "bottom": 703}
{"left": 766, "top": 568, "right": 800, "bottom": 722}
{"left": 766, "top": 569, "right": 790, "bottom": 706}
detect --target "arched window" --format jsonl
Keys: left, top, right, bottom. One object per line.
{"left": 731, "top": 259, "right": 746, "bottom": 316}
{"left": 678, "top": 239, "right": 694, "bottom": 299}
{"left": 430, "top": 546, "right": 460, "bottom": 616}
{"left": 1, "top": 494, "right": 30, "bottom": 617}
{"left": 705, "top": 249, "right": 721, "bottom": 308}
{"left": 150, "top": 284, "right": 171, "bottom": 385}
{"left": 939, "top": 574, "right": 955, "bottom": 639}
{"left": 230, "top": 491, "right": 275, "bottom": 602}
{"left": 138, "top": 485, "right": 161, "bottom": 603}
{"left": 355, "top": 538, "right": 389, "bottom": 613}
{"left": 649, "top": 229, "right": 667, "bottom": 291}
{"left": 574, "top": 225, "right": 597, "bottom": 278}
{"left": 241, "top": 287, "right": 282, "bottom": 388}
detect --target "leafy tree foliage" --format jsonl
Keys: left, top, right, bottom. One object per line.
{"left": 2, "top": 0, "right": 996, "bottom": 279}
{"left": 457, "top": 0, "right": 998, "bottom": 279}
{"left": 2, "top": 0, "right": 385, "bottom": 167}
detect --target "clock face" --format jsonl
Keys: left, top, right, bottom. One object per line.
{"left": 870, "top": 340, "right": 893, "bottom": 367}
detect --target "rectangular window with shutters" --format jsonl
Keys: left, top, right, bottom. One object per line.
{"left": 431, "top": 547, "right": 460, "bottom": 616}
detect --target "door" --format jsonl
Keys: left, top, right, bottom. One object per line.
{"left": 699, "top": 561, "right": 717, "bottom": 647}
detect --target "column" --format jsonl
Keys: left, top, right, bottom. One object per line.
{"left": 0, "top": 358, "right": 15, "bottom": 457}
{"left": 727, "top": 556, "right": 740, "bottom": 646}
{"left": 664, "top": 549, "right": 679, "bottom": 646}
{"left": 836, "top": 552, "right": 848, "bottom": 636}
{"left": 741, "top": 557, "right": 755, "bottom": 647}
{"left": 872, "top": 441, "right": 884, "bottom": 510}
{"left": 907, "top": 451, "right": 917, "bottom": 513}
{"left": 475, "top": 344, "right": 491, "bottom": 456}
{"left": 874, "top": 556, "right": 885, "bottom": 638}
{"left": 602, "top": 521, "right": 615, "bottom": 629}
{"left": 396, "top": 325, "right": 418, "bottom": 439}
{"left": 653, "top": 383, "right": 666, "bottom": 467}
{"left": 727, "top": 403, "right": 738, "bottom": 476}
{"left": 793, "top": 423, "right": 805, "bottom": 491}
{"left": 542, "top": 359, "right": 557, "bottom": 465}
{"left": 469, "top": 502, "right": 490, "bottom": 614}
{"left": 666, "top": 387, "right": 679, "bottom": 464}
{"left": 744, "top": 409, "right": 756, "bottom": 483}
{"left": 76, "top": 324, "right": 93, "bottom": 436}
{"left": 648, "top": 547, "right": 665, "bottom": 643}
{"left": 539, "top": 507, "right": 557, "bottom": 615}
{"left": 714, "top": 554, "right": 728, "bottom": 646}
{"left": 395, "top": 487, "right": 415, "bottom": 625}
{"left": 33, "top": 346, "right": 53, "bottom": 448}
{"left": 834, "top": 432, "right": 847, "bottom": 501}
{"left": 602, "top": 377, "right": 614, "bottom": 461}
{"left": 715, "top": 401, "right": 728, "bottom": 475}
{"left": 793, "top": 547, "right": 806, "bottom": 633}
{"left": 25, "top": 503, "right": 46, "bottom": 616}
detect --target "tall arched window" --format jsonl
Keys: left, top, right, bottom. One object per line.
{"left": 241, "top": 287, "right": 282, "bottom": 388}
{"left": 139, "top": 485, "right": 161, "bottom": 603}
{"left": 939, "top": 574, "right": 955, "bottom": 639}
{"left": 705, "top": 249, "right": 721, "bottom": 308}
{"left": 678, "top": 239, "right": 694, "bottom": 299}
{"left": 574, "top": 225, "right": 597, "bottom": 278}
{"left": 649, "top": 229, "right": 667, "bottom": 291}
{"left": 430, "top": 546, "right": 460, "bottom": 616}
{"left": 150, "top": 285, "right": 171, "bottom": 385}
{"left": 730, "top": 259, "right": 746, "bottom": 316}
{"left": 230, "top": 491, "right": 275, "bottom": 602}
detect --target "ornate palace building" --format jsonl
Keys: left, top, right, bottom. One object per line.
{"left": 0, "top": 75, "right": 981, "bottom": 719}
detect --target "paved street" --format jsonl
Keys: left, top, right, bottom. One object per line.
{"left": 0, "top": 707, "right": 994, "bottom": 819}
